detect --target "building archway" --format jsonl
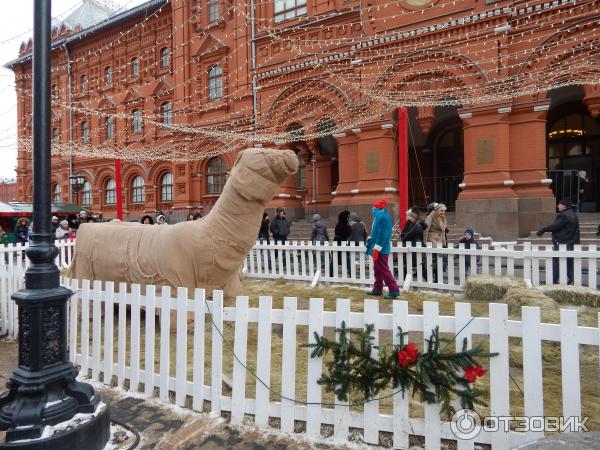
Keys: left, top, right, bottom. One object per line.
{"left": 547, "top": 97, "right": 600, "bottom": 211}
{"left": 408, "top": 108, "right": 464, "bottom": 210}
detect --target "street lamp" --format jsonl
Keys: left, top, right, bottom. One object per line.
{"left": 0, "top": 2, "right": 110, "bottom": 448}
{"left": 69, "top": 173, "right": 85, "bottom": 205}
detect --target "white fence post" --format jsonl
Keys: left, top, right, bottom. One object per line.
{"left": 363, "top": 299, "right": 379, "bottom": 444}
{"left": 489, "top": 303, "right": 510, "bottom": 449}
{"left": 423, "top": 301, "right": 441, "bottom": 450}
{"left": 145, "top": 285, "right": 156, "bottom": 397}
{"left": 334, "top": 298, "right": 351, "bottom": 442}
{"left": 210, "top": 289, "right": 224, "bottom": 414}
{"left": 192, "top": 288, "right": 205, "bottom": 411}
{"left": 231, "top": 295, "right": 249, "bottom": 424}
{"left": 522, "top": 306, "right": 544, "bottom": 442}
{"left": 254, "top": 295, "right": 273, "bottom": 427}
{"left": 560, "top": 308, "right": 581, "bottom": 422}
{"left": 306, "top": 297, "right": 324, "bottom": 438}
{"left": 393, "top": 300, "right": 410, "bottom": 449}
{"left": 280, "top": 296, "right": 297, "bottom": 433}
{"left": 175, "top": 287, "right": 189, "bottom": 407}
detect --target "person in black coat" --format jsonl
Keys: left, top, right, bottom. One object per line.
{"left": 258, "top": 212, "right": 270, "bottom": 243}
{"left": 536, "top": 199, "right": 579, "bottom": 284}
{"left": 400, "top": 206, "right": 427, "bottom": 278}
{"left": 458, "top": 228, "right": 477, "bottom": 273}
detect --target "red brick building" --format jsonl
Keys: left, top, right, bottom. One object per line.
{"left": 7, "top": 0, "right": 600, "bottom": 237}
{"left": 0, "top": 182, "right": 17, "bottom": 202}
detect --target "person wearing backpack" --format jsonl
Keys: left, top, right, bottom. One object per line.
{"left": 536, "top": 199, "right": 579, "bottom": 284}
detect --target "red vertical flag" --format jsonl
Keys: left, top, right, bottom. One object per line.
{"left": 114, "top": 157, "right": 123, "bottom": 221}
{"left": 397, "top": 107, "right": 409, "bottom": 228}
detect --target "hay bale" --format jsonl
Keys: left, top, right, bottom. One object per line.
{"left": 464, "top": 274, "right": 525, "bottom": 302}
{"left": 539, "top": 285, "right": 600, "bottom": 307}
{"left": 503, "top": 286, "right": 558, "bottom": 315}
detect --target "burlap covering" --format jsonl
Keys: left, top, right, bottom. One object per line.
{"left": 68, "top": 148, "right": 298, "bottom": 297}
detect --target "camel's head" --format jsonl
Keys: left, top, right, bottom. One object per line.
{"left": 228, "top": 148, "right": 298, "bottom": 203}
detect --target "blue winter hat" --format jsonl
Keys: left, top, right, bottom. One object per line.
{"left": 464, "top": 228, "right": 475, "bottom": 238}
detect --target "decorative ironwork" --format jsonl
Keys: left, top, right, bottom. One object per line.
{"left": 18, "top": 308, "right": 32, "bottom": 368}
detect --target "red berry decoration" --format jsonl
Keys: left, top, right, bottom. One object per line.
{"left": 397, "top": 342, "right": 419, "bottom": 367}
{"left": 464, "top": 365, "right": 488, "bottom": 383}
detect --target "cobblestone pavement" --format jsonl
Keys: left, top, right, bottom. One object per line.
{"left": 0, "top": 338, "right": 342, "bottom": 449}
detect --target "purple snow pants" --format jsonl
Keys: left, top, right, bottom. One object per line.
{"left": 372, "top": 254, "right": 399, "bottom": 293}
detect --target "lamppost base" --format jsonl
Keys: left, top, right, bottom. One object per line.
{"left": 0, "top": 400, "right": 110, "bottom": 450}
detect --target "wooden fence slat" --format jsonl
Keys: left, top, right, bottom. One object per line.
{"left": 254, "top": 295, "right": 272, "bottom": 427}
{"left": 489, "top": 303, "right": 510, "bottom": 449}
{"left": 145, "top": 285, "right": 156, "bottom": 397}
{"left": 363, "top": 299, "right": 379, "bottom": 444}
{"left": 573, "top": 245, "right": 582, "bottom": 286}
{"left": 211, "top": 290, "right": 224, "bottom": 414}
{"left": 280, "top": 296, "right": 297, "bottom": 433}
{"left": 423, "top": 301, "right": 441, "bottom": 450}
{"left": 68, "top": 278, "right": 79, "bottom": 365}
{"left": 159, "top": 286, "right": 171, "bottom": 402}
{"left": 130, "top": 283, "right": 141, "bottom": 393}
{"left": 192, "top": 288, "right": 206, "bottom": 411}
{"left": 231, "top": 296, "right": 249, "bottom": 424}
{"left": 455, "top": 302, "right": 475, "bottom": 450}
{"left": 103, "top": 281, "right": 114, "bottom": 386}
{"left": 522, "top": 306, "right": 544, "bottom": 442}
{"left": 175, "top": 287, "right": 189, "bottom": 407}
{"left": 458, "top": 244, "right": 466, "bottom": 286}
{"left": 80, "top": 279, "right": 91, "bottom": 379}
{"left": 393, "top": 300, "right": 410, "bottom": 450}
{"left": 560, "top": 308, "right": 581, "bottom": 420}
{"left": 589, "top": 245, "right": 597, "bottom": 288}
{"left": 447, "top": 243, "right": 455, "bottom": 287}
{"left": 334, "top": 298, "right": 351, "bottom": 442}
{"left": 91, "top": 280, "right": 102, "bottom": 381}
{"left": 117, "top": 282, "right": 127, "bottom": 389}
{"left": 306, "top": 297, "right": 324, "bottom": 438}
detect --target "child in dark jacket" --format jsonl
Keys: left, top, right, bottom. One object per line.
{"left": 458, "top": 228, "right": 476, "bottom": 273}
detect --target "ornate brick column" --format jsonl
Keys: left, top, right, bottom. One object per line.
{"left": 456, "top": 101, "right": 555, "bottom": 239}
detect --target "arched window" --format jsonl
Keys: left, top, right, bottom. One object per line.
{"left": 52, "top": 128, "right": 59, "bottom": 144}
{"left": 160, "top": 172, "right": 173, "bottom": 202}
{"left": 131, "top": 176, "right": 145, "bottom": 203}
{"left": 161, "top": 102, "right": 172, "bottom": 125}
{"left": 208, "top": 0, "right": 219, "bottom": 22}
{"left": 105, "top": 179, "right": 116, "bottom": 204}
{"left": 81, "top": 121, "right": 90, "bottom": 143}
{"left": 81, "top": 181, "right": 92, "bottom": 206}
{"left": 106, "top": 117, "right": 115, "bottom": 140}
{"left": 207, "top": 157, "right": 227, "bottom": 194}
{"left": 80, "top": 75, "right": 88, "bottom": 94}
{"left": 132, "top": 109, "right": 142, "bottom": 133}
{"left": 53, "top": 184, "right": 62, "bottom": 203}
{"left": 160, "top": 48, "right": 170, "bottom": 69}
{"left": 208, "top": 65, "right": 222, "bottom": 100}
{"left": 104, "top": 66, "right": 112, "bottom": 87}
{"left": 131, "top": 57, "right": 139, "bottom": 77}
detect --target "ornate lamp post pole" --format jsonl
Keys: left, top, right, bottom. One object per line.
{"left": 0, "top": 2, "right": 110, "bottom": 448}
{"left": 69, "top": 173, "right": 85, "bottom": 206}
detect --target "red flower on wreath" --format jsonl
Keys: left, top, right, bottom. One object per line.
{"left": 397, "top": 342, "right": 419, "bottom": 367}
{"left": 464, "top": 365, "right": 487, "bottom": 383}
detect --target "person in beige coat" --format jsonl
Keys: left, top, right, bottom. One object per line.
{"left": 423, "top": 203, "right": 448, "bottom": 246}
{"left": 423, "top": 203, "right": 448, "bottom": 281}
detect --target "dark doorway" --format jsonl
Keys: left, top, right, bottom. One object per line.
{"left": 547, "top": 102, "right": 600, "bottom": 211}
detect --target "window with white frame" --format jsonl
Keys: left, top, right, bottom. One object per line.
{"left": 131, "top": 176, "right": 145, "bottom": 203}
{"left": 208, "top": 65, "right": 222, "bottom": 100}
{"left": 207, "top": 157, "right": 227, "bottom": 194}
{"left": 106, "top": 117, "right": 115, "bottom": 140}
{"left": 105, "top": 179, "right": 116, "bottom": 204}
{"left": 52, "top": 128, "right": 59, "bottom": 144}
{"left": 82, "top": 121, "right": 90, "bottom": 143}
{"left": 160, "top": 172, "right": 173, "bottom": 202}
{"left": 161, "top": 102, "right": 172, "bottom": 125}
{"left": 160, "top": 48, "right": 170, "bottom": 69}
{"left": 104, "top": 66, "right": 112, "bottom": 87}
{"left": 131, "top": 57, "right": 139, "bottom": 77}
{"left": 132, "top": 109, "right": 142, "bottom": 133}
{"left": 81, "top": 75, "right": 88, "bottom": 94}
{"left": 208, "top": 0, "right": 219, "bottom": 22}
{"left": 81, "top": 181, "right": 92, "bottom": 205}
{"left": 274, "top": 0, "right": 307, "bottom": 23}
{"left": 53, "top": 184, "right": 61, "bottom": 203}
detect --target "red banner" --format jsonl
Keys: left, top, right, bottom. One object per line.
{"left": 397, "top": 107, "right": 408, "bottom": 228}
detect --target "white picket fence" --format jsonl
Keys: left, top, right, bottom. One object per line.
{"left": 2, "top": 239, "right": 599, "bottom": 292}
{"left": 1, "top": 268, "right": 598, "bottom": 449}
{"left": 244, "top": 241, "right": 600, "bottom": 290}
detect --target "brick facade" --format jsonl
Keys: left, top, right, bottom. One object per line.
{"left": 9, "top": 0, "right": 600, "bottom": 237}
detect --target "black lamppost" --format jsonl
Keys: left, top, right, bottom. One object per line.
{"left": 0, "top": 2, "right": 110, "bottom": 448}
{"left": 69, "top": 173, "right": 85, "bottom": 206}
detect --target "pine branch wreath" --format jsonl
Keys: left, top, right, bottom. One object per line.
{"left": 305, "top": 323, "right": 497, "bottom": 418}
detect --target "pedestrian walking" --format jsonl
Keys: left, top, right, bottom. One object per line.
{"left": 311, "top": 214, "right": 329, "bottom": 244}
{"left": 270, "top": 207, "right": 290, "bottom": 265}
{"left": 14, "top": 218, "right": 29, "bottom": 245}
{"left": 536, "top": 199, "right": 579, "bottom": 284}
{"left": 458, "top": 228, "right": 477, "bottom": 274}
{"left": 423, "top": 203, "right": 448, "bottom": 281}
{"left": 366, "top": 199, "right": 399, "bottom": 299}
{"left": 400, "top": 206, "right": 427, "bottom": 278}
